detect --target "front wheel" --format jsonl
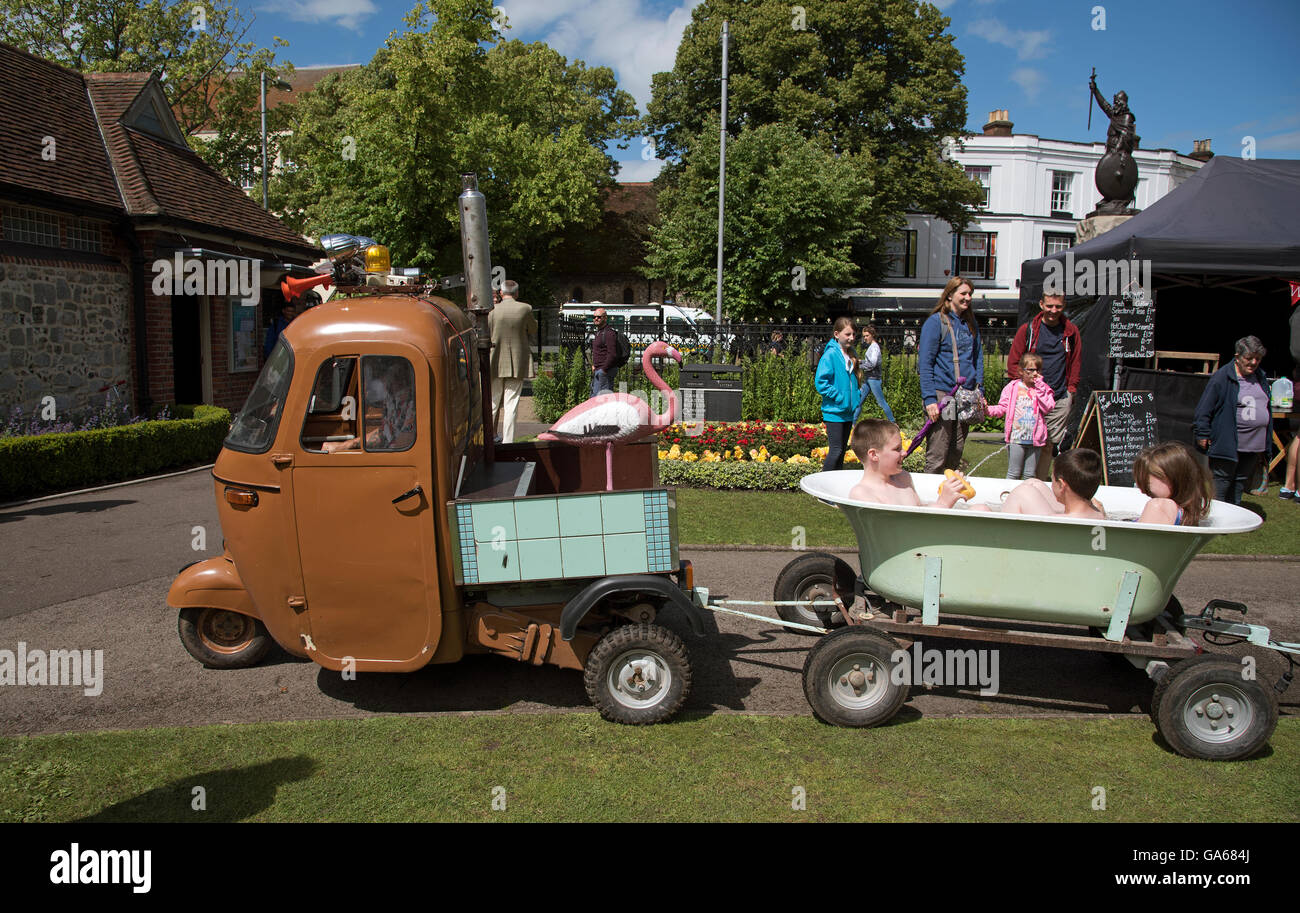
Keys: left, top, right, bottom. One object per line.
{"left": 773, "top": 552, "right": 856, "bottom": 634}
{"left": 178, "top": 607, "right": 272, "bottom": 669}
{"left": 583, "top": 623, "right": 691, "bottom": 725}
{"left": 1153, "top": 655, "right": 1278, "bottom": 761}
{"left": 802, "top": 627, "right": 908, "bottom": 728}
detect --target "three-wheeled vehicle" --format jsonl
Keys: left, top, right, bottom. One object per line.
{"left": 168, "top": 178, "right": 707, "bottom": 724}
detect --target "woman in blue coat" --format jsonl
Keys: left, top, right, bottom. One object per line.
{"left": 1194, "top": 336, "right": 1272, "bottom": 505}
{"left": 917, "top": 277, "right": 984, "bottom": 472}
{"left": 816, "top": 317, "right": 864, "bottom": 470}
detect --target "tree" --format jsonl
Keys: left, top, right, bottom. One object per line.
{"left": 645, "top": 0, "right": 983, "bottom": 310}
{"left": 646, "top": 118, "right": 874, "bottom": 320}
{"left": 0, "top": 0, "right": 292, "bottom": 183}
{"left": 270, "top": 0, "right": 640, "bottom": 305}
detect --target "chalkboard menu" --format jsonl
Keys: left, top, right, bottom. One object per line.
{"left": 1073, "top": 391, "right": 1159, "bottom": 486}
{"left": 1108, "top": 292, "right": 1155, "bottom": 358}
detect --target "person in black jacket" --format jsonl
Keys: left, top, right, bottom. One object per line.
{"left": 589, "top": 305, "right": 617, "bottom": 396}
{"left": 1193, "top": 336, "right": 1272, "bottom": 505}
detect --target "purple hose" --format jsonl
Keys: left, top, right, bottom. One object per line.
{"left": 903, "top": 376, "right": 966, "bottom": 459}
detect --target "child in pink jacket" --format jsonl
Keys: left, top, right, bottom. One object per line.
{"left": 986, "top": 352, "right": 1056, "bottom": 479}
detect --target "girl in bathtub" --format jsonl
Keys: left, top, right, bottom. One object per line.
{"left": 1133, "top": 441, "right": 1212, "bottom": 526}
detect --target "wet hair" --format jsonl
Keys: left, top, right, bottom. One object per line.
{"left": 1234, "top": 336, "right": 1266, "bottom": 359}
{"left": 1133, "top": 441, "right": 1211, "bottom": 526}
{"left": 852, "top": 418, "right": 899, "bottom": 459}
{"left": 931, "top": 276, "right": 979, "bottom": 337}
{"left": 1019, "top": 352, "right": 1043, "bottom": 371}
{"left": 1052, "top": 448, "right": 1102, "bottom": 501}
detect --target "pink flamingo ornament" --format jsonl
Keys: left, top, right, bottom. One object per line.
{"left": 538, "top": 341, "right": 683, "bottom": 490}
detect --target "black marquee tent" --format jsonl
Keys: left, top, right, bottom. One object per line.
{"left": 1017, "top": 157, "right": 1300, "bottom": 446}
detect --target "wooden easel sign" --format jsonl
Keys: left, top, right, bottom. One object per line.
{"left": 1073, "top": 390, "right": 1158, "bottom": 486}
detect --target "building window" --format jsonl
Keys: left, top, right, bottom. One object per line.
{"left": 66, "top": 218, "right": 103, "bottom": 253}
{"left": 1051, "top": 171, "right": 1073, "bottom": 217}
{"left": 1042, "top": 232, "right": 1074, "bottom": 257}
{"left": 883, "top": 230, "right": 918, "bottom": 278}
{"left": 965, "top": 166, "right": 991, "bottom": 209}
{"left": 952, "top": 231, "right": 997, "bottom": 280}
{"left": 570, "top": 287, "right": 584, "bottom": 302}
{"left": 3, "top": 206, "right": 61, "bottom": 247}
{"left": 622, "top": 287, "right": 635, "bottom": 304}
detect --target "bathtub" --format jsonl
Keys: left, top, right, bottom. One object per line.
{"left": 800, "top": 472, "right": 1263, "bottom": 631}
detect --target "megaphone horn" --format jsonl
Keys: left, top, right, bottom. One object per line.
{"left": 281, "top": 273, "right": 333, "bottom": 304}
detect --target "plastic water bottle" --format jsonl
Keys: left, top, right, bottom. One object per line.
{"left": 1272, "top": 376, "right": 1293, "bottom": 411}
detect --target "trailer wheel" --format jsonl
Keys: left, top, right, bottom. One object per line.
{"left": 773, "top": 552, "right": 855, "bottom": 634}
{"left": 1154, "top": 655, "right": 1278, "bottom": 761}
{"left": 802, "top": 627, "right": 908, "bottom": 728}
{"left": 178, "top": 608, "right": 272, "bottom": 669}
{"left": 584, "top": 623, "right": 691, "bottom": 725}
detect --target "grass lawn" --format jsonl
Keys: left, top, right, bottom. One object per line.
{"left": 2, "top": 715, "right": 1296, "bottom": 822}
{"left": 676, "top": 441, "right": 1300, "bottom": 555}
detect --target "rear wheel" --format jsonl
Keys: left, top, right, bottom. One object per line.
{"left": 802, "top": 628, "right": 908, "bottom": 728}
{"left": 584, "top": 623, "right": 691, "bottom": 725}
{"left": 1154, "top": 655, "right": 1278, "bottom": 760}
{"left": 178, "top": 608, "right": 272, "bottom": 669}
{"left": 773, "top": 552, "right": 855, "bottom": 634}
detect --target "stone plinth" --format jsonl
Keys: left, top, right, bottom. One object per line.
{"left": 1075, "top": 214, "right": 1137, "bottom": 244}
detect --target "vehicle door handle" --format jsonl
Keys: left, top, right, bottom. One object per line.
{"left": 271, "top": 453, "right": 293, "bottom": 466}
{"left": 392, "top": 484, "right": 423, "bottom": 505}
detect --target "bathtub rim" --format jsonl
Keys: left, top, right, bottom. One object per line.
{"left": 799, "top": 471, "right": 1263, "bottom": 536}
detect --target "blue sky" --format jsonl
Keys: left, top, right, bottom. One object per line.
{"left": 244, "top": 0, "right": 1300, "bottom": 180}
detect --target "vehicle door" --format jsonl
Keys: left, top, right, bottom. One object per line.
{"left": 290, "top": 344, "right": 440, "bottom": 669}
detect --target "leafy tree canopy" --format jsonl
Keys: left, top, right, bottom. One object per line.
{"left": 0, "top": 0, "right": 292, "bottom": 182}
{"left": 271, "top": 0, "right": 640, "bottom": 305}
{"left": 645, "top": 0, "right": 983, "bottom": 314}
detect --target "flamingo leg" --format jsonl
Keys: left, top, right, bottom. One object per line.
{"left": 605, "top": 442, "right": 615, "bottom": 491}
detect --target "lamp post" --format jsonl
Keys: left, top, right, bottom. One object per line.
{"left": 261, "top": 72, "right": 293, "bottom": 209}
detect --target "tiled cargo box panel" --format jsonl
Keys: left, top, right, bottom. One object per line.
{"left": 451, "top": 489, "right": 676, "bottom": 585}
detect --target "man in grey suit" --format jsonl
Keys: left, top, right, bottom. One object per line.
{"left": 488, "top": 279, "right": 537, "bottom": 443}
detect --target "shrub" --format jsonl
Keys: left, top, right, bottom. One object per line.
{"left": 0, "top": 407, "right": 232, "bottom": 502}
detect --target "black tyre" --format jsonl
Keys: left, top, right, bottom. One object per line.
{"left": 583, "top": 623, "right": 691, "bottom": 725}
{"left": 773, "top": 552, "right": 855, "bottom": 634}
{"left": 178, "top": 607, "right": 272, "bottom": 669}
{"left": 802, "top": 627, "right": 908, "bottom": 728}
{"left": 1154, "top": 655, "right": 1278, "bottom": 761}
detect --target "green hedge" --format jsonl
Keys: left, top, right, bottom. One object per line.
{"left": 0, "top": 406, "right": 232, "bottom": 502}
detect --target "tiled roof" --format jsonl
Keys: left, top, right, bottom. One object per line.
{"left": 0, "top": 44, "right": 122, "bottom": 211}
{"left": 1, "top": 42, "right": 318, "bottom": 257}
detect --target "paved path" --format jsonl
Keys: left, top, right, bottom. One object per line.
{"left": 1, "top": 470, "right": 1296, "bottom": 736}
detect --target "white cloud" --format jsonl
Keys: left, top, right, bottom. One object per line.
{"left": 614, "top": 156, "right": 664, "bottom": 182}
{"left": 1010, "top": 67, "right": 1045, "bottom": 102}
{"left": 1260, "top": 130, "right": 1300, "bottom": 154}
{"left": 496, "top": 0, "right": 698, "bottom": 113}
{"left": 260, "top": 0, "right": 379, "bottom": 32}
{"left": 967, "top": 18, "right": 1051, "bottom": 60}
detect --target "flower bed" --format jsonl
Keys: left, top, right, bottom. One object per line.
{"left": 655, "top": 421, "right": 826, "bottom": 460}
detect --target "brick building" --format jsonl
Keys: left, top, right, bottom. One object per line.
{"left": 0, "top": 42, "right": 319, "bottom": 419}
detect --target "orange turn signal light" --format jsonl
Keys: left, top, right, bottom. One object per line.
{"left": 225, "top": 488, "right": 258, "bottom": 508}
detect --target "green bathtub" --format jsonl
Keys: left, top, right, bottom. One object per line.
{"left": 801, "top": 472, "right": 1263, "bottom": 629}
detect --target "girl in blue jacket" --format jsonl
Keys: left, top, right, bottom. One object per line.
{"left": 816, "top": 317, "right": 865, "bottom": 470}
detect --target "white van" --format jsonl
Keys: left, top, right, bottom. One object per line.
{"left": 558, "top": 302, "right": 729, "bottom": 355}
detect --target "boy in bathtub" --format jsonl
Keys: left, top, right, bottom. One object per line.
{"left": 848, "top": 419, "right": 969, "bottom": 507}
{"left": 999, "top": 448, "right": 1106, "bottom": 520}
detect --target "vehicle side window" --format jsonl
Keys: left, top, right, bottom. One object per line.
{"left": 449, "top": 338, "right": 470, "bottom": 451}
{"left": 666, "top": 317, "right": 696, "bottom": 337}
{"left": 226, "top": 338, "right": 293, "bottom": 453}
{"left": 362, "top": 356, "right": 416, "bottom": 453}
{"left": 301, "top": 356, "right": 359, "bottom": 451}
{"left": 629, "top": 315, "right": 658, "bottom": 335}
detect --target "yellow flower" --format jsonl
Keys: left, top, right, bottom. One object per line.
{"left": 765, "top": 424, "right": 774, "bottom": 431}
{"left": 683, "top": 451, "right": 698, "bottom": 462}
{"left": 668, "top": 444, "right": 681, "bottom": 457}
{"left": 770, "top": 455, "right": 783, "bottom": 463}
{"left": 845, "top": 451, "right": 860, "bottom": 463}
{"left": 658, "top": 449, "right": 669, "bottom": 460}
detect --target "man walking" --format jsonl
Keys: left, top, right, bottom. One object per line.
{"left": 589, "top": 304, "right": 618, "bottom": 396}
{"left": 1007, "top": 293, "right": 1081, "bottom": 479}
{"left": 488, "top": 279, "right": 537, "bottom": 443}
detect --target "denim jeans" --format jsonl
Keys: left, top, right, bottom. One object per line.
{"left": 1006, "top": 443, "right": 1039, "bottom": 480}
{"left": 591, "top": 368, "right": 613, "bottom": 398}
{"left": 1210, "top": 452, "right": 1261, "bottom": 505}
{"left": 856, "top": 378, "right": 895, "bottom": 423}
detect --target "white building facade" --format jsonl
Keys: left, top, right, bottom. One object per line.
{"left": 844, "top": 111, "right": 1207, "bottom": 316}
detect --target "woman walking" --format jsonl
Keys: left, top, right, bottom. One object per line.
{"left": 816, "top": 317, "right": 864, "bottom": 471}
{"left": 855, "top": 323, "right": 895, "bottom": 423}
{"left": 918, "top": 277, "right": 984, "bottom": 472}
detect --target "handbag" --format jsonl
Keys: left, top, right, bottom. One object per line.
{"left": 941, "top": 314, "right": 986, "bottom": 423}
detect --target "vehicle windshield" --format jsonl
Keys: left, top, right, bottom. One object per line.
{"left": 225, "top": 338, "right": 294, "bottom": 453}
